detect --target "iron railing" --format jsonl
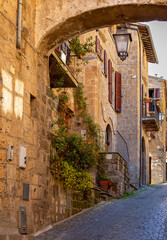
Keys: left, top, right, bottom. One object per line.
{"left": 143, "top": 100, "right": 159, "bottom": 125}
{"left": 114, "top": 131, "right": 130, "bottom": 165}
{"left": 98, "top": 130, "right": 130, "bottom": 165}
{"left": 54, "top": 43, "right": 78, "bottom": 78}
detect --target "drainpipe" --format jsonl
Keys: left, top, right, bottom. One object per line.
{"left": 16, "top": 0, "right": 22, "bottom": 49}
{"left": 126, "top": 24, "right": 142, "bottom": 188}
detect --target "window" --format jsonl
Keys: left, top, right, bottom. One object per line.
{"left": 108, "top": 59, "right": 112, "bottom": 103}
{"left": 30, "top": 94, "right": 37, "bottom": 118}
{"left": 115, "top": 72, "right": 122, "bottom": 113}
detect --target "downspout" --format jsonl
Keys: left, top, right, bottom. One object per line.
{"left": 126, "top": 24, "right": 142, "bottom": 188}
{"left": 139, "top": 35, "right": 142, "bottom": 188}
{"left": 16, "top": 0, "right": 22, "bottom": 49}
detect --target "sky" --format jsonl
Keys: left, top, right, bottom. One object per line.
{"left": 145, "top": 21, "right": 167, "bottom": 80}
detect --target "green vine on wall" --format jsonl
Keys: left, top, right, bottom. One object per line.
{"left": 50, "top": 37, "right": 102, "bottom": 197}
{"left": 50, "top": 85, "right": 102, "bottom": 197}
{"left": 50, "top": 119, "right": 99, "bottom": 197}
{"left": 74, "top": 83, "right": 101, "bottom": 142}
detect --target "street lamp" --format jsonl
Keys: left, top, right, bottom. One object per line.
{"left": 113, "top": 26, "right": 132, "bottom": 61}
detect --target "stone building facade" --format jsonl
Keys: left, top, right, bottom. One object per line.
{"left": 0, "top": 1, "right": 160, "bottom": 238}
{"left": 148, "top": 75, "right": 166, "bottom": 184}
{"left": 116, "top": 24, "right": 158, "bottom": 188}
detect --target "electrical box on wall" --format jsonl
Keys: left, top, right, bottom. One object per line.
{"left": 19, "top": 147, "right": 26, "bottom": 169}
{"left": 8, "top": 145, "right": 14, "bottom": 160}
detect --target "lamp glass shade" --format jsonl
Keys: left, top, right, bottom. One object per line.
{"left": 113, "top": 29, "right": 132, "bottom": 61}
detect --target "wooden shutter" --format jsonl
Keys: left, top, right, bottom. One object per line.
{"left": 96, "top": 36, "right": 100, "bottom": 55}
{"left": 66, "top": 48, "right": 71, "bottom": 65}
{"left": 104, "top": 50, "right": 107, "bottom": 77}
{"left": 155, "top": 88, "right": 160, "bottom": 99}
{"left": 108, "top": 59, "right": 112, "bottom": 103}
{"left": 115, "top": 72, "right": 121, "bottom": 112}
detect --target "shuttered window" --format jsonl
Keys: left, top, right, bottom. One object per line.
{"left": 115, "top": 72, "right": 122, "bottom": 112}
{"left": 155, "top": 88, "right": 160, "bottom": 99}
{"left": 104, "top": 50, "right": 107, "bottom": 77}
{"left": 96, "top": 36, "right": 101, "bottom": 55}
{"left": 108, "top": 59, "right": 112, "bottom": 103}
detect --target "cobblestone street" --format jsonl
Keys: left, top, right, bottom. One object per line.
{"left": 35, "top": 184, "right": 167, "bottom": 240}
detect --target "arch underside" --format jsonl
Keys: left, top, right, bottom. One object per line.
{"left": 36, "top": 4, "right": 167, "bottom": 55}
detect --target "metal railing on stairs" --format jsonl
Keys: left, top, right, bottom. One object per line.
{"left": 98, "top": 130, "right": 130, "bottom": 166}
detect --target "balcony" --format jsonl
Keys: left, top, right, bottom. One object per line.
{"left": 49, "top": 45, "right": 78, "bottom": 88}
{"left": 142, "top": 100, "right": 160, "bottom": 132}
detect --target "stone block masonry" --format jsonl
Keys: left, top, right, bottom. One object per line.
{"left": 105, "top": 153, "right": 130, "bottom": 198}
{"left": 0, "top": 0, "right": 158, "bottom": 236}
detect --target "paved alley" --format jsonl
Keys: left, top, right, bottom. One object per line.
{"left": 35, "top": 184, "right": 167, "bottom": 240}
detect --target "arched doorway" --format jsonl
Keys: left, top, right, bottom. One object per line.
{"left": 106, "top": 124, "right": 112, "bottom": 152}
{"left": 141, "top": 137, "right": 146, "bottom": 185}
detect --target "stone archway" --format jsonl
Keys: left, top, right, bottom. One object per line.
{"left": 106, "top": 124, "right": 112, "bottom": 152}
{"left": 36, "top": 1, "right": 167, "bottom": 55}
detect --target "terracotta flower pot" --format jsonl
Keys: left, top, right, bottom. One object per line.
{"left": 99, "top": 180, "right": 112, "bottom": 191}
{"left": 108, "top": 181, "right": 112, "bottom": 186}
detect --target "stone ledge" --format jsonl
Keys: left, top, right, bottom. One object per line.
{"left": 0, "top": 235, "right": 34, "bottom": 240}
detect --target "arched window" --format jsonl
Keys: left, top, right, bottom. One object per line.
{"left": 106, "top": 124, "right": 112, "bottom": 152}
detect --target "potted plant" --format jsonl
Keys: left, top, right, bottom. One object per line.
{"left": 99, "top": 176, "right": 112, "bottom": 191}
{"left": 69, "top": 36, "right": 95, "bottom": 59}
{"left": 143, "top": 97, "right": 152, "bottom": 103}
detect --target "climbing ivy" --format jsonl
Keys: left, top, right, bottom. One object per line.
{"left": 50, "top": 119, "right": 99, "bottom": 196}
{"left": 50, "top": 37, "right": 102, "bottom": 197}
{"left": 74, "top": 83, "right": 101, "bottom": 141}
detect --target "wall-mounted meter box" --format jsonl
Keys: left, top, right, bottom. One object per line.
{"left": 19, "top": 147, "right": 26, "bottom": 169}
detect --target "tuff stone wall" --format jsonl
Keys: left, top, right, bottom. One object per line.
{"left": 0, "top": 2, "right": 123, "bottom": 234}
{"left": 35, "top": 1, "right": 167, "bottom": 55}
{"left": 80, "top": 29, "right": 118, "bottom": 134}
{"left": 105, "top": 153, "right": 130, "bottom": 198}
{"left": 0, "top": 0, "right": 41, "bottom": 235}
{"left": 117, "top": 30, "right": 149, "bottom": 188}
{"left": 0, "top": 0, "right": 157, "bottom": 236}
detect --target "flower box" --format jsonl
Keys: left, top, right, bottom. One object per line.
{"left": 143, "top": 99, "right": 152, "bottom": 103}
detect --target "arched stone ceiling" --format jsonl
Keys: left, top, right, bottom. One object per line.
{"left": 35, "top": 1, "right": 167, "bottom": 55}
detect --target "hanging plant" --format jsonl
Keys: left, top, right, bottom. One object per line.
{"left": 69, "top": 36, "right": 95, "bottom": 59}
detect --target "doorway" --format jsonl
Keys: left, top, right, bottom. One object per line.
{"left": 105, "top": 124, "right": 112, "bottom": 152}
{"left": 141, "top": 137, "right": 146, "bottom": 185}
{"left": 149, "top": 157, "right": 152, "bottom": 184}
